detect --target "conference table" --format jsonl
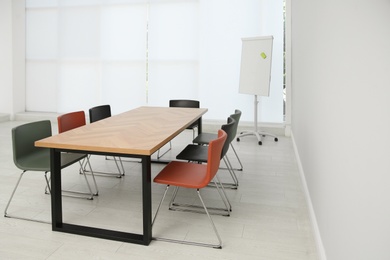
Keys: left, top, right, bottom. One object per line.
{"left": 35, "top": 106, "right": 207, "bottom": 245}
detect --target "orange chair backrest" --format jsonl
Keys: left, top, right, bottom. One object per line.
{"left": 205, "top": 129, "right": 227, "bottom": 185}
{"left": 57, "top": 111, "right": 86, "bottom": 133}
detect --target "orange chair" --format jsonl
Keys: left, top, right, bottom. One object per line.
{"left": 152, "top": 129, "right": 227, "bottom": 249}
{"left": 57, "top": 111, "right": 98, "bottom": 197}
{"left": 58, "top": 110, "right": 87, "bottom": 133}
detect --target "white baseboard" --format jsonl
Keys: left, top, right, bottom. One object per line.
{"left": 203, "top": 119, "right": 286, "bottom": 136}
{"left": 14, "top": 111, "right": 60, "bottom": 123}
{"left": 290, "top": 131, "right": 327, "bottom": 260}
{"left": 0, "top": 113, "right": 10, "bottom": 122}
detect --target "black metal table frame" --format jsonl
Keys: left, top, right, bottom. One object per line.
{"left": 49, "top": 117, "right": 202, "bottom": 246}
{"left": 50, "top": 148, "right": 152, "bottom": 245}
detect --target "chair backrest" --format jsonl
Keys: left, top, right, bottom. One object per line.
{"left": 205, "top": 129, "right": 227, "bottom": 184}
{"left": 89, "top": 104, "right": 111, "bottom": 123}
{"left": 220, "top": 117, "right": 235, "bottom": 158}
{"left": 12, "top": 120, "right": 51, "bottom": 170}
{"left": 57, "top": 111, "right": 86, "bottom": 133}
{"left": 169, "top": 99, "right": 200, "bottom": 109}
{"left": 169, "top": 99, "right": 200, "bottom": 129}
{"left": 229, "top": 109, "right": 241, "bottom": 138}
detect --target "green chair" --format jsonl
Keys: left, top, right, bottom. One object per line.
{"left": 4, "top": 120, "right": 96, "bottom": 223}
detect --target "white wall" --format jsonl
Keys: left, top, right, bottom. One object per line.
{"left": 291, "top": 0, "right": 390, "bottom": 259}
{"left": 0, "top": 0, "right": 13, "bottom": 114}
{"left": 0, "top": 0, "right": 25, "bottom": 117}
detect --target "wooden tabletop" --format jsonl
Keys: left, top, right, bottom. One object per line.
{"left": 35, "top": 106, "right": 208, "bottom": 156}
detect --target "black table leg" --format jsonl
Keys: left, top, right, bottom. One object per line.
{"left": 142, "top": 156, "right": 152, "bottom": 245}
{"left": 50, "top": 148, "right": 62, "bottom": 229}
{"left": 49, "top": 150, "right": 152, "bottom": 245}
{"left": 198, "top": 117, "right": 202, "bottom": 135}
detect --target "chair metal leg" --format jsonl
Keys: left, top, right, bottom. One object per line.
{"left": 83, "top": 154, "right": 124, "bottom": 178}
{"left": 168, "top": 186, "right": 180, "bottom": 209}
{"left": 105, "top": 155, "right": 140, "bottom": 164}
{"left": 117, "top": 157, "right": 125, "bottom": 175}
{"left": 230, "top": 143, "right": 243, "bottom": 171}
{"left": 152, "top": 185, "right": 170, "bottom": 227}
{"left": 214, "top": 175, "right": 232, "bottom": 212}
{"left": 152, "top": 186, "right": 222, "bottom": 249}
{"left": 83, "top": 157, "right": 99, "bottom": 195}
{"left": 223, "top": 155, "right": 239, "bottom": 187}
{"left": 4, "top": 170, "right": 25, "bottom": 217}
{"left": 196, "top": 189, "right": 222, "bottom": 248}
{"left": 45, "top": 158, "right": 98, "bottom": 200}
{"left": 169, "top": 178, "right": 231, "bottom": 216}
{"left": 207, "top": 156, "right": 239, "bottom": 189}
{"left": 4, "top": 170, "right": 50, "bottom": 224}
{"left": 157, "top": 141, "right": 172, "bottom": 159}
{"left": 112, "top": 156, "right": 125, "bottom": 176}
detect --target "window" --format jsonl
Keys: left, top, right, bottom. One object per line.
{"left": 26, "top": 0, "right": 284, "bottom": 122}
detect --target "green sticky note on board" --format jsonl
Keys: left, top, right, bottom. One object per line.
{"left": 260, "top": 52, "right": 267, "bottom": 59}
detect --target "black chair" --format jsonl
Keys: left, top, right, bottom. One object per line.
{"left": 193, "top": 109, "right": 243, "bottom": 171}
{"left": 170, "top": 99, "right": 201, "bottom": 138}
{"left": 157, "top": 99, "right": 201, "bottom": 159}
{"left": 89, "top": 104, "right": 112, "bottom": 122}
{"left": 89, "top": 105, "right": 125, "bottom": 177}
{"left": 180, "top": 114, "right": 240, "bottom": 189}
{"left": 4, "top": 120, "right": 96, "bottom": 223}
{"left": 174, "top": 117, "right": 237, "bottom": 215}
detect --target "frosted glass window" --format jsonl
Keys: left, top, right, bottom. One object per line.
{"left": 101, "top": 62, "right": 147, "bottom": 114}
{"left": 100, "top": 4, "right": 148, "bottom": 113}
{"left": 59, "top": 7, "right": 100, "bottom": 59}
{"left": 26, "top": 61, "right": 58, "bottom": 112}
{"left": 148, "top": 2, "right": 199, "bottom": 60}
{"left": 147, "top": 1, "right": 199, "bottom": 106}
{"left": 25, "top": 0, "right": 284, "bottom": 122}
{"left": 101, "top": 5, "right": 147, "bottom": 60}
{"left": 26, "top": 0, "right": 58, "bottom": 8}
{"left": 59, "top": 0, "right": 102, "bottom": 7}
{"left": 26, "top": 9, "right": 58, "bottom": 59}
{"left": 57, "top": 62, "right": 100, "bottom": 112}
{"left": 148, "top": 62, "right": 199, "bottom": 106}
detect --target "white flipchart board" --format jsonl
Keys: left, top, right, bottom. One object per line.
{"left": 239, "top": 36, "right": 273, "bottom": 97}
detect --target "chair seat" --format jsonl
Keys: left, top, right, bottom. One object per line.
{"left": 192, "top": 133, "right": 217, "bottom": 145}
{"left": 154, "top": 161, "right": 208, "bottom": 189}
{"left": 15, "top": 149, "right": 50, "bottom": 171}
{"left": 61, "top": 153, "right": 88, "bottom": 168}
{"left": 176, "top": 144, "right": 208, "bottom": 163}
{"left": 16, "top": 150, "right": 87, "bottom": 172}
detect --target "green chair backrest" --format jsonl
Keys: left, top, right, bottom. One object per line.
{"left": 220, "top": 117, "right": 235, "bottom": 158}
{"left": 230, "top": 109, "right": 241, "bottom": 138}
{"left": 12, "top": 120, "right": 51, "bottom": 170}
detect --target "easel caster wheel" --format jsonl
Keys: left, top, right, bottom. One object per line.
{"left": 274, "top": 138, "right": 278, "bottom": 142}
{"left": 237, "top": 138, "right": 240, "bottom": 142}
{"left": 258, "top": 141, "right": 262, "bottom": 145}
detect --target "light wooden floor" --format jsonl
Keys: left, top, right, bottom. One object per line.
{"left": 0, "top": 120, "right": 318, "bottom": 259}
